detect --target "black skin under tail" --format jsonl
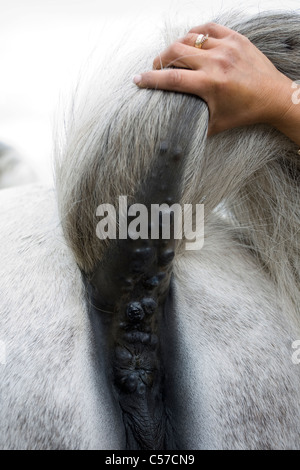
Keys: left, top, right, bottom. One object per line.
{"left": 86, "top": 99, "right": 203, "bottom": 449}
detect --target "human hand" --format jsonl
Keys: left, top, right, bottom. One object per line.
{"left": 133, "top": 22, "right": 295, "bottom": 137}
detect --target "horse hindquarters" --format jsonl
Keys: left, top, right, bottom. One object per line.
{"left": 165, "top": 227, "right": 300, "bottom": 449}
{"left": 0, "top": 185, "right": 124, "bottom": 449}
{"left": 1, "top": 185, "right": 299, "bottom": 449}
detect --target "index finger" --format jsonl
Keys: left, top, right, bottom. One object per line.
{"left": 133, "top": 68, "right": 208, "bottom": 99}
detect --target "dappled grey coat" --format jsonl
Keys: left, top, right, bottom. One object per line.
{"left": 0, "top": 10, "right": 299, "bottom": 449}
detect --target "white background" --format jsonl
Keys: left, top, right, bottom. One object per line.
{"left": 0, "top": 0, "right": 299, "bottom": 184}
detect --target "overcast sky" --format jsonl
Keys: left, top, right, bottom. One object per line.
{"left": 0, "top": 0, "right": 299, "bottom": 183}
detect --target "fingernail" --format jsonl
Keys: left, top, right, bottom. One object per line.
{"left": 133, "top": 74, "right": 142, "bottom": 85}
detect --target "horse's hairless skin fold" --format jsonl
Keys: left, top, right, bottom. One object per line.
{"left": 88, "top": 101, "right": 201, "bottom": 449}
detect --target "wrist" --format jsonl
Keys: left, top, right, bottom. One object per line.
{"left": 266, "top": 75, "right": 293, "bottom": 126}
{"left": 266, "top": 76, "right": 300, "bottom": 146}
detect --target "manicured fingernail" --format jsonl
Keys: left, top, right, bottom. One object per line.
{"left": 133, "top": 74, "right": 142, "bottom": 85}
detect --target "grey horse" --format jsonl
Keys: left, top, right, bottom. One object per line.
{"left": 0, "top": 10, "right": 299, "bottom": 449}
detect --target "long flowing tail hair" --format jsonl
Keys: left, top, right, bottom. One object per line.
{"left": 55, "top": 10, "right": 300, "bottom": 448}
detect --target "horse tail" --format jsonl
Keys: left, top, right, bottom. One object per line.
{"left": 54, "top": 31, "right": 208, "bottom": 448}
{"left": 55, "top": 10, "right": 300, "bottom": 448}
{"left": 210, "top": 11, "right": 300, "bottom": 311}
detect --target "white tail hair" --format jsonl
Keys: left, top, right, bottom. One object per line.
{"left": 55, "top": 10, "right": 300, "bottom": 313}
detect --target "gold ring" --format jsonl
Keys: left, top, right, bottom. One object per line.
{"left": 194, "top": 33, "right": 209, "bottom": 49}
